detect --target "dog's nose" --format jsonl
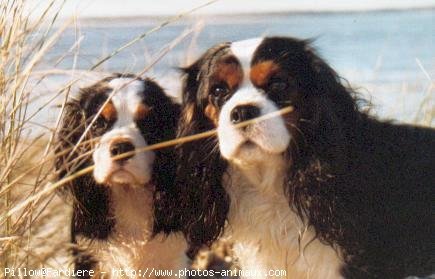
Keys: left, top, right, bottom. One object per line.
{"left": 230, "top": 105, "right": 261, "bottom": 124}
{"left": 110, "top": 140, "right": 135, "bottom": 163}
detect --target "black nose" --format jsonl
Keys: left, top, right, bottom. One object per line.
{"left": 110, "top": 140, "right": 135, "bottom": 163}
{"left": 230, "top": 105, "right": 261, "bottom": 124}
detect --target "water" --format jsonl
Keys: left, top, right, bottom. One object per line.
{"left": 35, "top": 9, "right": 434, "bottom": 126}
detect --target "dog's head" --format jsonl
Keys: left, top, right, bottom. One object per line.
{"left": 176, "top": 37, "right": 360, "bottom": 250}
{"left": 56, "top": 74, "right": 179, "bottom": 189}
{"left": 55, "top": 74, "right": 179, "bottom": 239}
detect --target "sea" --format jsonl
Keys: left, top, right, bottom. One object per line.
{"left": 32, "top": 8, "right": 435, "bottom": 128}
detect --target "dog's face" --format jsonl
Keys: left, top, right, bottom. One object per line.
{"left": 65, "top": 75, "right": 178, "bottom": 188}
{"left": 217, "top": 38, "right": 295, "bottom": 164}
{"left": 90, "top": 78, "right": 155, "bottom": 186}
{"left": 176, "top": 36, "right": 357, "bottom": 249}
{"left": 182, "top": 37, "right": 325, "bottom": 165}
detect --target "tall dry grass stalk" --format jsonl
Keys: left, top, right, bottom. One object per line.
{"left": 414, "top": 58, "right": 434, "bottom": 126}
{"left": 0, "top": 0, "right": 220, "bottom": 275}
{"left": 0, "top": 0, "right": 74, "bottom": 273}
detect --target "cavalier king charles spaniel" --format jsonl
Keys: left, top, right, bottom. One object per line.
{"left": 171, "top": 37, "right": 435, "bottom": 278}
{"left": 55, "top": 74, "right": 187, "bottom": 278}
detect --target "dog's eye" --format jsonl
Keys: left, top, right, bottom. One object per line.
{"left": 210, "top": 83, "right": 229, "bottom": 97}
{"left": 268, "top": 78, "right": 288, "bottom": 93}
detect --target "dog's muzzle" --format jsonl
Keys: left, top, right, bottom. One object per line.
{"left": 218, "top": 88, "right": 291, "bottom": 161}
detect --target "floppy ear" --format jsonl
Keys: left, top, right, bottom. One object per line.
{"left": 294, "top": 43, "right": 361, "bottom": 171}
{"left": 55, "top": 99, "right": 90, "bottom": 184}
{"left": 170, "top": 61, "right": 229, "bottom": 256}
{"left": 54, "top": 92, "right": 114, "bottom": 239}
{"left": 285, "top": 42, "right": 362, "bottom": 243}
{"left": 152, "top": 98, "right": 182, "bottom": 235}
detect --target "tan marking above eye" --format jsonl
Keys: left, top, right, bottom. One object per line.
{"left": 204, "top": 103, "right": 219, "bottom": 126}
{"left": 250, "top": 60, "right": 280, "bottom": 87}
{"left": 215, "top": 60, "right": 243, "bottom": 90}
{"left": 101, "top": 101, "right": 117, "bottom": 122}
{"left": 135, "top": 103, "right": 152, "bottom": 120}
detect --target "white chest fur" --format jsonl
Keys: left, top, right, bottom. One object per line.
{"left": 76, "top": 186, "right": 187, "bottom": 279}
{"left": 224, "top": 161, "right": 343, "bottom": 279}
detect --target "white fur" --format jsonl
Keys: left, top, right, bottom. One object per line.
{"left": 218, "top": 87, "right": 290, "bottom": 163}
{"left": 215, "top": 40, "right": 344, "bottom": 278}
{"left": 218, "top": 38, "right": 291, "bottom": 163}
{"left": 230, "top": 37, "right": 263, "bottom": 71}
{"left": 87, "top": 78, "right": 187, "bottom": 278}
{"left": 224, "top": 160, "right": 343, "bottom": 279}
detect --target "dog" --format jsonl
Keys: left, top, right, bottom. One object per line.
{"left": 171, "top": 37, "right": 435, "bottom": 278}
{"left": 55, "top": 74, "right": 187, "bottom": 278}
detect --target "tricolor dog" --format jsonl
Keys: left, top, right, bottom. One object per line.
{"left": 170, "top": 37, "right": 435, "bottom": 278}
{"left": 55, "top": 74, "right": 187, "bottom": 278}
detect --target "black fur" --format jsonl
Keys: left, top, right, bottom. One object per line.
{"left": 171, "top": 37, "right": 435, "bottom": 277}
{"left": 156, "top": 44, "right": 232, "bottom": 258}
{"left": 55, "top": 73, "right": 180, "bottom": 273}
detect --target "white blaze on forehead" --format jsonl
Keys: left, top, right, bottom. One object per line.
{"left": 108, "top": 78, "right": 144, "bottom": 124}
{"left": 219, "top": 38, "right": 291, "bottom": 162}
{"left": 230, "top": 37, "right": 263, "bottom": 75}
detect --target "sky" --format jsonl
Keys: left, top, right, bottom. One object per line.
{"left": 29, "top": 0, "right": 435, "bottom": 18}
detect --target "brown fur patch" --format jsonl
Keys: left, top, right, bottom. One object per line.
{"left": 183, "top": 103, "right": 196, "bottom": 124}
{"left": 135, "top": 103, "right": 151, "bottom": 120}
{"left": 250, "top": 60, "right": 280, "bottom": 87}
{"left": 101, "top": 101, "right": 117, "bottom": 122}
{"left": 205, "top": 104, "right": 219, "bottom": 126}
{"left": 215, "top": 60, "right": 243, "bottom": 89}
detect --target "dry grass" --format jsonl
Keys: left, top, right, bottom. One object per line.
{"left": 0, "top": 0, "right": 433, "bottom": 277}
{"left": 0, "top": 0, "right": 220, "bottom": 275}
{"left": 1, "top": 0, "right": 69, "bottom": 271}
{"left": 414, "top": 58, "right": 435, "bottom": 126}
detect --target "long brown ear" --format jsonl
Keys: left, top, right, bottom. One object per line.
{"left": 149, "top": 85, "right": 182, "bottom": 235}
{"left": 166, "top": 58, "right": 229, "bottom": 255}
{"left": 55, "top": 100, "right": 87, "bottom": 183}
{"left": 284, "top": 39, "right": 361, "bottom": 241}
{"left": 179, "top": 62, "right": 201, "bottom": 105}
{"left": 54, "top": 89, "right": 114, "bottom": 240}
{"left": 175, "top": 101, "right": 229, "bottom": 256}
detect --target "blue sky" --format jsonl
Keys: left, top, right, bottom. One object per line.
{"left": 30, "top": 0, "right": 435, "bottom": 18}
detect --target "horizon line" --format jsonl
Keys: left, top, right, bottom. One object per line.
{"left": 75, "top": 5, "right": 435, "bottom": 21}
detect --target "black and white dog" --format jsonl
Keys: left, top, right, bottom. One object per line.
{"left": 55, "top": 74, "right": 186, "bottom": 277}
{"left": 171, "top": 37, "right": 435, "bottom": 278}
